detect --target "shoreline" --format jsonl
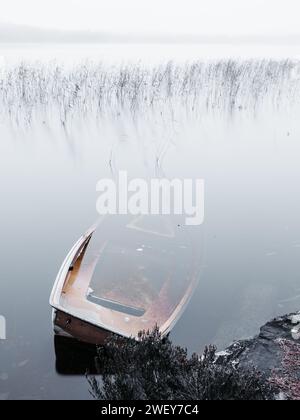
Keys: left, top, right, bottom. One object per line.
{"left": 218, "top": 312, "right": 300, "bottom": 400}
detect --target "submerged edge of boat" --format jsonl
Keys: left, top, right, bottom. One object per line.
{"left": 50, "top": 219, "right": 199, "bottom": 345}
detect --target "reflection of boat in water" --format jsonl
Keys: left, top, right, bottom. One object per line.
{"left": 54, "top": 335, "right": 99, "bottom": 375}
{"left": 50, "top": 215, "right": 200, "bottom": 345}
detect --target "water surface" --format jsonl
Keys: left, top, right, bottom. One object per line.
{"left": 1, "top": 44, "right": 300, "bottom": 400}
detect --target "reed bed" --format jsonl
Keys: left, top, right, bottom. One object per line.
{"left": 0, "top": 59, "right": 299, "bottom": 127}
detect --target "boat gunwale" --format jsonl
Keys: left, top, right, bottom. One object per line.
{"left": 49, "top": 226, "right": 96, "bottom": 311}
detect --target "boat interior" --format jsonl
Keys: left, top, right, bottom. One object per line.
{"left": 55, "top": 216, "right": 199, "bottom": 339}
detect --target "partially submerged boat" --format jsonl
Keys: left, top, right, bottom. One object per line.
{"left": 50, "top": 215, "right": 200, "bottom": 345}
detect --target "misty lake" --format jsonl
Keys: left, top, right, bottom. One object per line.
{"left": 1, "top": 43, "right": 300, "bottom": 400}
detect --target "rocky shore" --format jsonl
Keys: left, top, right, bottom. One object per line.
{"left": 218, "top": 312, "right": 300, "bottom": 400}
{"left": 87, "top": 312, "right": 299, "bottom": 400}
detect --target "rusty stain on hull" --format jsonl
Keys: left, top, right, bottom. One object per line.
{"left": 54, "top": 310, "right": 112, "bottom": 345}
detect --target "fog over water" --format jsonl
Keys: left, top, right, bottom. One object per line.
{"left": 1, "top": 44, "right": 300, "bottom": 400}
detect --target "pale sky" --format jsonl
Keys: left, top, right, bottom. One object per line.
{"left": 0, "top": 0, "right": 300, "bottom": 36}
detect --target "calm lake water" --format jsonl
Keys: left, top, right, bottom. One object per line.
{"left": 1, "top": 44, "right": 300, "bottom": 400}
